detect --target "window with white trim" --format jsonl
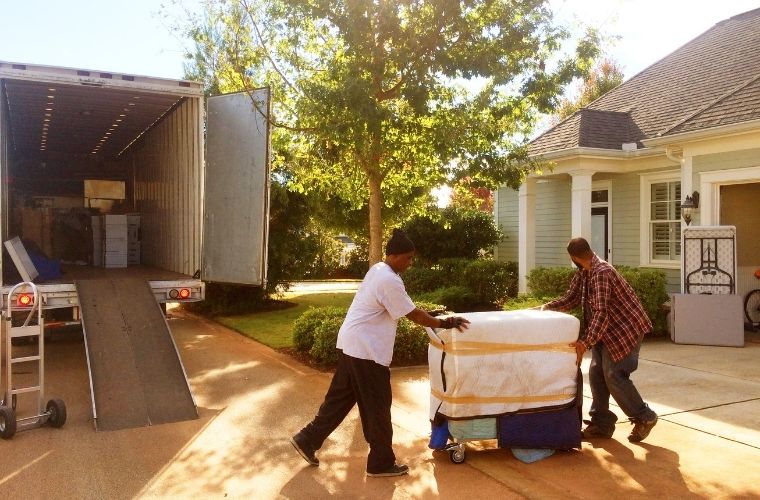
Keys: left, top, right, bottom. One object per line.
{"left": 640, "top": 172, "right": 681, "bottom": 267}
{"left": 649, "top": 181, "right": 681, "bottom": 261}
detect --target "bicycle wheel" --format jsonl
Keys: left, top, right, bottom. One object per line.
{"left": 745, "top": 289, "right": 760, "bottom": 324}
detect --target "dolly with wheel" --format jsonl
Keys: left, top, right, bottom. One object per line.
{"left": 0, "top": 282, "right": 66, "bottom": 439}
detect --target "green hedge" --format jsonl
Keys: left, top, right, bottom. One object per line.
{"left": 292, "top": 301, "right": 446, "bottom": 366}
{"left": 404, "top": 258, "right": 518, "bottom": 311}
{"left": 521, "top": 265, "right": 668, "bottom": 335}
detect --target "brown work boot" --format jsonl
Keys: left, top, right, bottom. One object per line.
{"left": 628, "top": 415, "right": 658, "bottom": 442}
{"left": 581, "top": 419, "right": 613, "bottom": 439}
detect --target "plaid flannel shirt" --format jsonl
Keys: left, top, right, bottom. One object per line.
{"left": 545, "top": 255, "right": 652, "bottom": 363}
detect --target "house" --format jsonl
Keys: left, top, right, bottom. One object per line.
{"left": 494, "top": 7, "right": 760, "bottom": 298}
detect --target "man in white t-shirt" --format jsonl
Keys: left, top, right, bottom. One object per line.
{"left": 290, "top": 229, "right": 469, "bottom": 477}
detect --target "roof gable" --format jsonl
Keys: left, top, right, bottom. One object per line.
{"left": 530, "top": 7, "right": 760, "bottom": 155}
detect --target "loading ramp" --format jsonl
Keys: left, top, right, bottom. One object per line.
{"left": 76, "top": 279, "right": 197, "bottom": 431}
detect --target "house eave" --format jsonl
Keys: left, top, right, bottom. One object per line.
{"left": 642, "top": 119, "right": 760, "bottom": 147}
{"left": 529, "top": 146, "right": 663, "bottom": 161}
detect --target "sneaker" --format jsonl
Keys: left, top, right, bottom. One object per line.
{"left": 628, "top": 415, "right": 658, "bottom": 443}
{"left": 366, "top": 463, "right": 409, "bottom": 478}
{"left": 290, "top": 434, "right": 319, "bottom": 466}
{"left": 581, "top": 419, "right": 614, "bottom": 439}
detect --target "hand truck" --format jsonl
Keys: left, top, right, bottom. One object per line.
{"left": 0, "top": 282, "right": 66, "bottom": 439}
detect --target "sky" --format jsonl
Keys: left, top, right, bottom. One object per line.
{"left": 1, "top": 1, "right": 758, "bottom": 82}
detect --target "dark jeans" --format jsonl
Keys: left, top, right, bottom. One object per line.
{"left": 296, "top": 351, "right": 395, "bottom": 473}
{"left": 588, "top": 341, "right": 656, "bottom": 433}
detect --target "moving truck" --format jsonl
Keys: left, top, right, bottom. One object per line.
{"left": 0, "top": 60, "right": 271, "bottom": 310}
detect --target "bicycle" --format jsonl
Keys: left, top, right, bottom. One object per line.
{"left": 744, "top": 268, "right": 760, "bottom": 331}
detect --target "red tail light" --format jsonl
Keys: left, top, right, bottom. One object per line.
{"left": 17, "top": 293, "right": 34, "bottom": 307}
{"left": 168, "top": 288, "right": 192, "bottom": 300}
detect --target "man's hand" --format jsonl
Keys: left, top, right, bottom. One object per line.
{"left": 439, "top": 316, "right": 470, "bottom": 332}
{"left": 569, "top": 341, "right": 587, "bottom": 366}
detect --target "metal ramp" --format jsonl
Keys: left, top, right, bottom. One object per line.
{"left": 76, "top": 279, "right": 197, "bottom": 431}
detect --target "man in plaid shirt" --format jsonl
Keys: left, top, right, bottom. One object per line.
{"left": 541, "top": 237, "right": 658, "bottom": 443}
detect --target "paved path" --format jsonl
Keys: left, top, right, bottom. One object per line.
{"left": 1, "top": 312, "right": 759, "bottom": 499}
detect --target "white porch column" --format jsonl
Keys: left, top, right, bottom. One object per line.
{"left": 680, "top": 155, "right": 692, "bottom": 293}
{"left": 570, "top": 171, "right": 593, "bottom": 240}
{"left": 518, "top": 177, "right": 536, "bottom": 293}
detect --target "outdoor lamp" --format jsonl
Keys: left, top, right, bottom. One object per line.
{"left": 681, "top": 191, "right": 700, "bottom": 225}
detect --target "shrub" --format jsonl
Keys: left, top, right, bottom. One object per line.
{"left": 292, "top": 306, "right": 348, "bottom": 352}
{"left": 342, "top": 240, "right": 370, "bottom": 278}
{"left": 525, "top": 265, "right": 669, "bottom": 334}
{"left": 527, "top": 266, "right": 576, "bottom": 297}
{"left": 617, "top": 267, "right": 669, "bottom": 334}
{"left": 294, "top": 301, "right": 446, "bottom": 366}
{"left": 402, "top": 266, "right": 443, "bottom": 294}
{"left": 502, "top": 294, "right": 548, "bottom": 311}
{"left": 462, "top": 260, "right": 519, "bottom": 306}
{"left": 436, "top": 258, "right": 471, "bottom": 277}
{"left": 309, "top": 315, "right": 345, "bottom": 364}
{"left": 414, "top": 286, "right": 477, "bottom": 312}
{"left": 403, "top": 206, "right": 501, "bottom": 262}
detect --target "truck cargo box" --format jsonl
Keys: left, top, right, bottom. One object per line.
{"left": 0, "top": 61, "right": 270, "bottom": 306}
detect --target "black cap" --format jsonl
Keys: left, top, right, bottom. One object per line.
{"left": 385, "top": 228, "right": 415, "bottom": 255}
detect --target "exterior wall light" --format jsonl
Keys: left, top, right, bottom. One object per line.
{"left": 681, "top": 191, "right": 700, "bottom": 225}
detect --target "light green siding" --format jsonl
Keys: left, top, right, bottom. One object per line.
{"left": 535, "top": 180, "right": 572, "bottom": 267}
{"left": 494, "top": 187, "right": 518, "bottom": 262}
{"left": 610, "top": 173, "right": 640, "bottom": 267}
{"left": 693, "top": 148, "right": 760, "bottom": 176}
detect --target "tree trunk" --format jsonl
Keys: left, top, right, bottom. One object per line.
{"left": 368, "top": 169, "right": 384, "bottom": 265}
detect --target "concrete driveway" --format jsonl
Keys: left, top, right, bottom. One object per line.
{"left": 1, "top": 310, "right": 759, "bottom": 499}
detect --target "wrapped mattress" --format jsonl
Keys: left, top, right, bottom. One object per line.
{"left": 428, "top": 310, "right": 579, "bottom": 420}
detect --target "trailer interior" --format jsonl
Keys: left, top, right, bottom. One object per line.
{"left": 0, "top": 66, "right": 205, "bottom": 293}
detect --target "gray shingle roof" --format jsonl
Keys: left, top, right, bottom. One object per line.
{"left": 529, "top": 7, "right": 760, "bottom": 155}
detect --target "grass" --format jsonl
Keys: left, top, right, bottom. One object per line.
{"left": 214, "top": 291, "right": 355, "bottom": 349}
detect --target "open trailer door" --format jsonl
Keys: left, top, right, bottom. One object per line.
{"left": 203, "top": 88, "right": 270, "bottom": 286}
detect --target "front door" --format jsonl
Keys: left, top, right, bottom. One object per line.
{"left": 591, "top": 207, "right": 608, "bottom": 260}
{"left": 591, "top": 186, "right": 611, "bottom": 262}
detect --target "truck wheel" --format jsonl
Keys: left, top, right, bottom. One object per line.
{"left": 46, "top": 399, "right": 67, "bottom": 428}
{"left": 0, "top": 406, "right": 16, "bottom": 439}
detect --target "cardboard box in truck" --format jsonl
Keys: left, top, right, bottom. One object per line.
{"left": 0, "top": 61, "right": 270, "bottom": 309}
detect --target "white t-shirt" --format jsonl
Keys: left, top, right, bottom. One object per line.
{"left": 336, "top": 262, "right": 416, "bottom": 366}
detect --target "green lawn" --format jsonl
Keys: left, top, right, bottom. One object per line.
{"left": 214, "top": 292, "right": 355, "bottom": 349}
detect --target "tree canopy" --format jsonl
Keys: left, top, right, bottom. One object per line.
{"left": 179, "top": 0, "right": 601, "bottom": 263}
{"left": 552, "top": 57, "right": 624, "bottom": 122}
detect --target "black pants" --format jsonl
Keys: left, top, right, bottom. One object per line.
{"left": 297, "top": 350, "right": 395, "bottom": 473}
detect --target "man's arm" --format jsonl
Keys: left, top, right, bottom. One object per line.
{"left": 406, "top": 308, "right": 470, "bottom": 331}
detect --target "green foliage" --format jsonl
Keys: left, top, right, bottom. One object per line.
{"left": 402, "top": 267, "right": 443, "bottom": 295}
{"left": 179, "top": 0, "right": 602, "bottom": 262}
{"left": 617, "top": 266, "right": 669, "bottom": 334}
{"left": 414, "top": 286, "right": 477, "bottom": 313}
{"left": 309, "top": 315, "right": 346, "bottom": 364}
{"left": 294, "top": 300, "right": 446, "bottom": 366}
{"left": 463, "top": 260, "right": 519, "bottom": 306}
{"left": 527, "top": 266, "right": 576, "bottom": 297}
{"left": 405, "top": 258, "right": 518, "bottom": 310}
{"left": 292, "top": 306, "right": 349, "bottom": 352}
{"left": 503, "top": 294, "right": 548, "bottom": 311}
{"left": 403, "top": 207, "right": 502, "bottom": 263}
{"left": 554, "top": 58, "right": 625, "bottom": 122}
{"left": 525, "top": 265, "right": 669, "bottom": 334}
{"left": 341, "top": 238, "right": 370, "bottom": 278}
